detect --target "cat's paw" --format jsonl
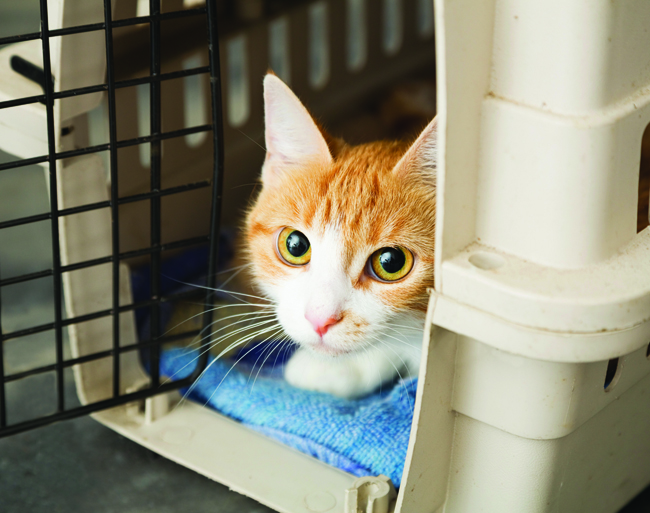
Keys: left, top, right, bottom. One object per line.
{"left": 284, "top": 348, "right": 383, "bottom": 399}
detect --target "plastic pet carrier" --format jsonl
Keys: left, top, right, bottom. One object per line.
{"left": 0, "top": 1, "right": 649, "bottom": 513}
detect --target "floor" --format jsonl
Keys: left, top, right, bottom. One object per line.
{"left": 0, "top": 3, "right": 649, "bottom": 513}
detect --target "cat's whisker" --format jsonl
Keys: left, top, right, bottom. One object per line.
{"left": 236, "top": 128, "right": 267, "bottom": 152}
{"left": 247, "top": 338, "right": 278, "bottom": 387}
{"left": 159, "top": 264, "right": 253, "bottom": 307}
{"left": 372, "top": 344, "right": 410, "bottom": 405}
{"left": 357, "top": 348, "right": 377, "bottom": 396}
{"left": 381, "top": 324, "right": 422, "bottom": 337}
{"left": 251, "top": 336, "right": 285, "bottom": 382}
{"left": 205, "top": 292, "right": 259, "bottom": 307}
{"left": 166, "top": 318, "right": 279, "bottom": 382}
{"left": 211, "top": 324, "right": 283, "bottom": 362}
{"left": 165, "top": 276, "right": 276, "bottom": 305}
{"left": 271, "top": 338, "right": 289, "bottom": 371}
{"left": 182, "top": 319, "right": 279, "bottom": 357}
{"left": 272, "top": 337, "right": 295, "bottom": 371}
{"left": 193, "top": 341, "right": 269, "bottom": 408}
{"left": 376, "top": 328, "right": 422, "bottom": 354}
{"left": 174, "top": 324, "right": 283, "bottom": 406}
{"left": 231, "top": 182, "right": 264, "bottom": 190}
{"left": 250, "top": 334, "right": 290, "bottom": 393}
{"left": 373, "top": 348, "right": 389, "bottom": 396}
{"left": 202, "top": 316, "right": 279, "bottom": 352}
{"left": 376, "top": 328, "right": 412, "bottom": 345}
{"left": 383, "top": 322, "right": 423, "bottom": 332}
{"left": 217, "top": 264, "right": 248, "bottom": 290}
{"left": 369, "top": 337, "right": 416, "bottom": 410}
{"left": 369, "top": 336, "right": 411, "bottom": 373}
{"left": 162, "top": 302, "right": 275, "bottom": 341}
{"left": 214, "top": 291, "right": 275, "bottom": 304}
{"left": 180, "top": 312, "right": 278, "bottom": 352}
{"left": 185, "top": 301, "right": 276, "bottom": 312}
{"left": 162, "top": 300, "right": 276, "bottom": 359}
{"left": 214, "top": 262, "right": 253, "bottom": 275}
{"left": 201, "top": 285, "right": 274, "bottom": 303}
{"left": 179, "top": 324, "right": 283, "bottom": 395}
{"left": 189, "top": 309, "right": 277, "bottom": 339}
{"left": 203, "top": 326, "right": 285, "bottom": 405}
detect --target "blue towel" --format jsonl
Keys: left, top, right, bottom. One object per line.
{"left": 160, "top": 347, "right": 417, "bottom": 486}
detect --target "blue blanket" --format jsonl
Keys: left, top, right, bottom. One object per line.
{"left": 160, "top": 347, "right": 417, "bottom": 486}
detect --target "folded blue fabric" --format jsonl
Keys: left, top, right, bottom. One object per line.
{"left": 160, "top": 347, "right": 417, "bottom": 487}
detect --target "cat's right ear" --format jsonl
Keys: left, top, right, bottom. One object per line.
{"left": 262, "top": 74, "right": 333, "bottom": 187}
{"left": 391, "top": 116, "right": 437, "bottom": 187}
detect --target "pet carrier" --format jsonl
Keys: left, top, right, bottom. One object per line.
{"left": 0, "top": 0, "right": 649, "bottom": 513}
{"left": 400, "top": 2, "right": 650, "bottom": 512}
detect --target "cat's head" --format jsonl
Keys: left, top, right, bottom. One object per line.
{"left": 245, "top": 74, "right": 436, "bottom": 358}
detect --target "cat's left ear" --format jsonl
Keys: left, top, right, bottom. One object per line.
{"left": 261, "top": 74, "right": 333, "bottom": 188}
{"left": 391, "top": 116, "right": 437, "bottom": 185}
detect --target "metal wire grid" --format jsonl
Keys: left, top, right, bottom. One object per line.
{"left": 0, "top": 0, "right": 224, "bottom": 437}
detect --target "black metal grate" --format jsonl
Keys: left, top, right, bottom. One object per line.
{"left": 0, "top": 0, "right": 224, "bottom": 437}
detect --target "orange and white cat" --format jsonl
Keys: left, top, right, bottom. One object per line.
{"left": 245, "top": 74, "right": 437, "bottom": 399}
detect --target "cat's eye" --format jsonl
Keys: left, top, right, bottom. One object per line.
{"left": 276, "top": 227, "right": 312, "bottom": 266}
{"left": 368, "top": 246, "right": 414, "bottom": 282}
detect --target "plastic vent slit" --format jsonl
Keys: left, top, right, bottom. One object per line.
{"left": 604, "top": 358, "right": 620, "bottom": 392}
{"left": 638, "top": 123, "right": 650, "bottom": 233}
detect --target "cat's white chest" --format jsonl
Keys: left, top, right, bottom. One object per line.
{"left": 284, "top": 325, "right": 422, "bottom": 399}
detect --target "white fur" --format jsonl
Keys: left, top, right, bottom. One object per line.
{"left": 261, "top": 228, "right": 423, "bottom": 399}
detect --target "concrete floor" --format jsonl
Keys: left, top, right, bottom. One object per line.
{"left": 0, "top": 3, "right": 649, "bottom": 513}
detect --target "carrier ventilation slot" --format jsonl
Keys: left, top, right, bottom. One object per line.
{"left": 638, "top": 122, "right": 650, "bottom": 233}
{"left": 227, "top": 34, "right": 250, "bottom": 127}
{"left": 383, "top": 0, "right": 403, "bottom": 55}
{"left": 183, "top": 53, "right": 208, "bottom": 148}
{"left": 136, "top": 83, "right": 151, "bottom": 167}
{"left": 347, "top": 0, "right": 368, "bottom": 72}
{"left": 604, "top": 358, "right": 621, "bottom": 392}
{"left": 417, "top": 0, "right": 435, "bottom": 38}
{"left": 309, "top": 1, "right": 330, "bottom": 89}
{"left": 269, "top": 16, "right": 291, "bottom": 84}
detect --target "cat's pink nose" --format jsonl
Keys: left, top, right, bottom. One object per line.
{"left": 305, "top": 311, "right": 341, "bottom": 337}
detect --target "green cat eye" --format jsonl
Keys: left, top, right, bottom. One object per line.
{"left": 277, "top": 227, "right": 311, "bottom": 266}
{"left": 369, "top": 246, "right": 414, "bottom": 282}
